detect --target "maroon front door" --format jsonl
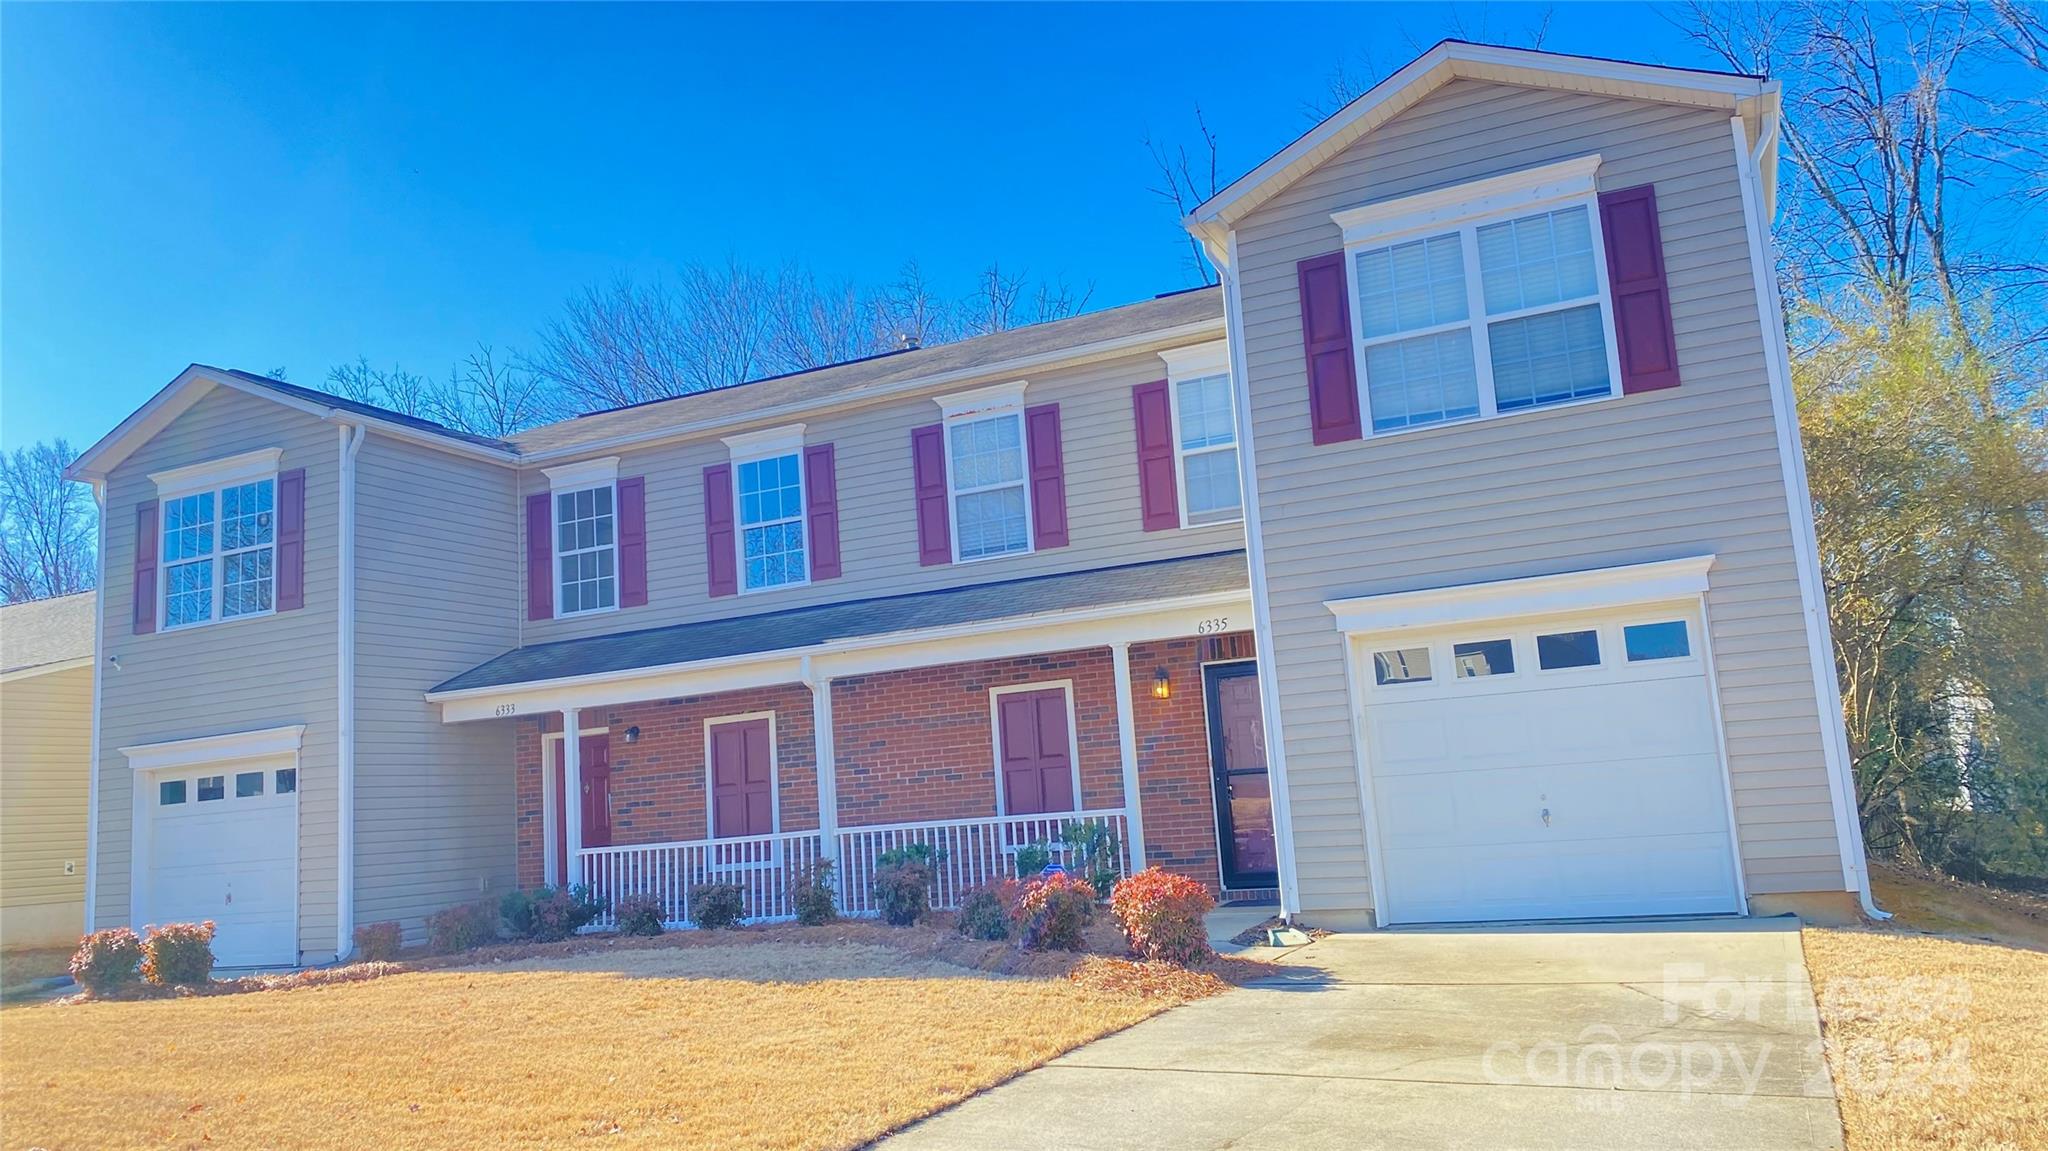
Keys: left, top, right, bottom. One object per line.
{"left": 1205, "top": 663, "right": 1277, "bottom": 888}
{"left": 997, "top": 688, "right": 1076, "bottom": 815}
{"left": 553, "top": 733, "right": 612, "bottom": 878}
{"left": 710, "top": 718, "right": 774, "bottom": 837}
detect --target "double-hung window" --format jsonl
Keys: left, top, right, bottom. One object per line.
{"left": 154, "top": 449, "right": 280, "bottom": 630}
{"left": 942, "top": 385, "right": 1032, "bottom": 562}
{"left": 1336, "top": 155, "right": 1622, "bottom": 435}
{"left": 555, "top": 484, "right": 616, "bottom": 615}
{"left": 1160, "top": 342, "right": 1242, "bottom": 525}
{"left": 736, "top": 451, "right": 807, "bottom": 592}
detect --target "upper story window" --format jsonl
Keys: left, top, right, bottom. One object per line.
{"left": 150, "top": 448, "right": 281, "bottom": 631}
{"left": 543, "top": 456, "right": 620, "bottom": 617}
{"left": 735, "top": 450, "right": 807, "bottom": 592}
{"left": 1159, "top": 342, "right": 1242, "bottom": 526}
{"left": 1334, "top": 154, "right": 1622, "bottom": 436}
{"left": 939, "top": 383, "right": 1032, "bottom": 562}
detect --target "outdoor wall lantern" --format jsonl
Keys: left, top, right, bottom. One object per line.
{"left": 1152, "top": 668, "right": 1172, "bottom": 700}
{"left": 624, "top": 726, "right": 641, "bottom": 744}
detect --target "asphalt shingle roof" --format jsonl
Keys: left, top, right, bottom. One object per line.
{"left": 431, "top": 549, "right": 1247, "bottom": 695}
{"left": 0, "top": 591, "right": 96, "bottom": 676}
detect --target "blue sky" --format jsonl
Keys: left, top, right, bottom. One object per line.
{"left": 4, "top": 2, "right": 1732, "bottom": 451}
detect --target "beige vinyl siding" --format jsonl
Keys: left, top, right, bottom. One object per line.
{"left": 1, "top": 665, "right": 92, "bottom": 947}
{"left": 1231, "top": 79, "right": 1847, "bottom": 916}
{"left": 94, "top": 385, "right": 341, "bottom": 959}
{"left": 520, "top": 340, "right": 1246, "bottom": 644}
{"left": 353, "top": 435, "right": 520, "bottom": 939}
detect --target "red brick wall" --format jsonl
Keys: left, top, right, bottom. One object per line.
{"left": 833, "top": 648, "right": 1124, "bottom": 826}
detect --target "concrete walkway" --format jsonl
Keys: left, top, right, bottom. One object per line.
{"left": 876, "top": 919, "right": 1843, "bottom": 1150}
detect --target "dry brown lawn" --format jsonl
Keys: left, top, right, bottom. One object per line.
{"left": 0, "top": 928, "right": 1230, "bottom": 1150}
{"left": 1804, "top": 865, "right": 2048, "bottom": 1151}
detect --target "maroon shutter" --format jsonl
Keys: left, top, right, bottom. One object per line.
{"left": 1132, "top": 380, "right": 1180, "bottom": 531}
{"left": 711, "top": 718, "right": 774, "bottom": 837}
{"left": 911, "top": 423, "right": 951, "bottom": 566}
{"left": 703, "top": 464, "right": 737, "bottom": 597}
{"left": 803, "top": 443, "right": 842, "bottom": 580}
{"left": 1599, "top": 184, "right": 1682, "bottom": 394}
{"left": 525, "top": 492, "right": 553, "bottom": 620}
{"left": 997, "top": 688, "right": 1075, "bottom": 816}
{"left": 132, "top": 500, "right": 159, "bottom": 634}
{"left": 1024, "top": 402, "right": 1069, "bottom": 549}
{"left": 274, "top": 467, "right": 306, "bottom": 612}
{"left": 617, "top": 476, "right": 648, "bottom": 608}
{"left": 1297, "top": 252, "right": 1363, "bottom": 443}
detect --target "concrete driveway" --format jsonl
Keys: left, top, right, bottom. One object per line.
{"left": 876, "top": 919, "right": 1843, "bottom": 1150}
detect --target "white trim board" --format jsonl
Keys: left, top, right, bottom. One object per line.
{"left": 149, "top": 447, "right": 284, "bottom": 498}
{"left": 1326, "top": 556, "right": 1715, "bottom": 637}
{"left": 541, "top": 456, "right": 620, "bottom": 491}
{"left": 1329, "top": 154, "right": 1601, "bottom": 245}
{"left": 120, "top": 724, "right": 307, "bottom": 772}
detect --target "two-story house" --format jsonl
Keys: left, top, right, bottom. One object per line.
{"left": 65, "top": 42, "right": 1875, "bottom": 966}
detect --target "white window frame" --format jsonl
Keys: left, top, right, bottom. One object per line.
{"left": 988, "top": 679, "right": 1084, "bottom": 818}
{"left": 1331, "top": 154, "right": 1626, "bottom": 439}
{"left": 148, "top": 447, "right": 284, "bottom": 632}
{"left": 542, "top": 457, "right": 621, "bottom": 619}
{"left": 935, "top": 380, "right": 1034, "bottom": 565}
{"left": 1158, "top": 341, "right": 1243, "bottom": 528}
{"left": 721, "top": 424, "right": 811, "bottom": 596}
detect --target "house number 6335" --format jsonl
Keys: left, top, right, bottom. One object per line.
{"left": 1196, "top": 617, "right": 1231, "bottom": 635}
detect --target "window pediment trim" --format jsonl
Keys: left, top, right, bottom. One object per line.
{"left": 149, "top": 448, "right": 283, "bottom": 498}
{"left": 1326, "top": 555, "right": 1715, "bottom": 637}
{"left": 1157, "top": 340, "right": 1231, "bottom": 381}
{"left": 720, "top": 423, "right": 807, "bottom": 461}
{"left": 1331, "top": 154, "right": 1602, "bottom": 246}
{"left": 541, "top": 456, "right": 620, "bottom": 492}
{"left": 933, "top": 380, "right": 1028, "bottom": 420}
{"left": 121, "top": 724, "right": 306, "bottom": 772}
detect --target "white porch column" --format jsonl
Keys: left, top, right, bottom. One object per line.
{"left": 561, "top": 709, "right": 584, "bottom": 889}
{"left": 1109, "top": 642, "right": 1148, "bottom": 871}
{"left": 811, "top": 672, "right": 840, "bottom": 872}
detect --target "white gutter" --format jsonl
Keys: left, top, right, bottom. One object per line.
{"left": 1216, "top": 230, "right": 1304, "bottom": 921}
{"left": 1729, "top": 116, "right": 1885, "bottom": 921}
{"left": 335, "top": 421, "right": 369, "bottom": 957}
{"left": 82, "top": 479, "right": 108, "bottom": 935}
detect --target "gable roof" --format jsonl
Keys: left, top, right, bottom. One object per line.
{"left": 1186, "top": 40, "right": 1778, "bottom": 249}
{"left": 0, "top": 591, "right": 96, "bottom": 678}
{"left": 216, "top": 370, "right": 517, "bottom": 452}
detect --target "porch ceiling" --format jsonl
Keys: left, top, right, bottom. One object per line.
{"left": 430, "top": 550, "right": 1249, "bottom": 697}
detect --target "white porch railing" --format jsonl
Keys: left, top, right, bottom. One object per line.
{"left": 571, "top": 808, "right": 1131, "bottom": 928}
{"left": 836, "top": 809, "right": 1131, "bottom": 916}
{"left": 576, "top": 829, "right": 827, "bottom": 930}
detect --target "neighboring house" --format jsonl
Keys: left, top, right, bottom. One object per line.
{"left": 63, "top": 42, "right": 1875, "bottom": 967}
{"left": 1, "top": 592, "right": 96, "bottom": 950}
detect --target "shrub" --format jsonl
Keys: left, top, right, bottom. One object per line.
{"left": 353, "top": 920, "right": 404, "bottom": 961}
{"left": 1060, "top": 820, "right": 1123, "bottom": 899}
{"left": 500, "top": 885, "right": 604, "bottom": 942}
{"left": 69, "top": 927, "right": 144, "bottom": 995}
{"left": 956, "top": 878, "right": 1025, "bottom": 941}
{"left": 873, "top": 842, "right": 942, "bottom": 926}
{"left": 614, "top": 894, "right": 666, "bottom": 937}
{"left": 426, "top": 901, "right": 497, "bottom": 954}
{"left": 141, "top": 922, "right": 217, "bottom": 985}
{"left": 1017, "top": 872, "right": 1096, "bottom": 951}
{"left": 792, "top": 861, "right": 839, "bottom": 926}
{"left": 691, "top": 882, "right": 746, "bottom": 929}
{"left": 1110, "top": 867, "right": 1217, "bottom": 966}
{"left": 1013, "top": 841, "right": 1052, "bottom": 879}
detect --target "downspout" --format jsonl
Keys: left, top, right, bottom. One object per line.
{"left": 83, "top": 478, "right": 108, "bottom": 934}
{"left": 336, "top": 421, "right": 369, "bottom": 957}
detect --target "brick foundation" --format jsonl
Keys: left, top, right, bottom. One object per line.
{"left": 511, "top": 634, "right": 1258, "bottom": 894}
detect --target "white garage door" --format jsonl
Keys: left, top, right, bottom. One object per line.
{"left": 145, "top": 761, "right": 298, "bottom": 968}
{"left": 1359, "top": 607, "right": 1741, "bottom": 924}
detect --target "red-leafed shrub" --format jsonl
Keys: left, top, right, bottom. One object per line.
{"left": 1017, "top": 872, "right": 1096, "bottom": 952}
{"left": 69, "top": 927, "right": 144, "bottom": 995}
{"left": 691, "top": 883, "right": 746, "bottom": 930}
{"left": 956, "top": 878, "right": 1027, "bottom": 941}
{"left": 354, "top": 920, "right": 404, "bottom": 961}
{"left": 1110, "top": 867, "right": 1216, "bottom": 966}
{"left": 614, "top": 893, "right": 667, "bottom": 936}
{"left": 426, "top": 901, "right": 497, "bottom": 954}
{"left": 142, "top": 921, "right": 217, "bottom": 985}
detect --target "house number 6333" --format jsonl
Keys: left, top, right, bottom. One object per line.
{"left": 492, "top": 703, "right": 519, "bottom": 717}
{"left": 1196, "top": 617, "right": 1231, "bottom": 635}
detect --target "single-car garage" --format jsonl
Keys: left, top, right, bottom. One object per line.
{"left": 123, "top": 725, "right": 303, "bottom": 969}
{"left": 1334, "top": 558, "right": 1743, "bottom": 926}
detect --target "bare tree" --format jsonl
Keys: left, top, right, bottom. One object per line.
{"left": 421, "top": 345, "right": 561, "bottom": 437}
{"left": 959, "top": 262, "right": 1094, "bottom": 335}
{"left": 869, "top": 260, "right": 954, "bottom": 350}
{"left": 1144, "top": 107, "right": 1222, "bottom": 286}
{"left": 0, "top": 439, "right": 96, "bottom": 603}
{"left": 766, "top": 265, "right": 879, "bottom": 370}
{"left": 527, "top": 275, "right": 699, "bottom": 410}
{"left": 326, "top": 358, "right": 432, "bottom": 418}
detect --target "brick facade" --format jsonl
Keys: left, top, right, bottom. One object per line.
{"left": 512, "top": 634, "right": 1260, "bottom": 893}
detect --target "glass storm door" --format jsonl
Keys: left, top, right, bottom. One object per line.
{"left": 1205, "top": 662, "right": 1278, "bottom": 889}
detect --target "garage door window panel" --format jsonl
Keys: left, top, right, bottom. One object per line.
{"left": 1624, "top": 620, "right": 1691, "bottom": 662}
{"left": 1452, "top": 639, "right": 1515, "bottom": 678}
{"left": 197, "top": 776, "right": 224, "bottom": 802}
{"left": 160, "top": 780, "right": 186, "bottom": 805}
{"left": 1373, "top": 646, "right": 1433, "bottom": 685}
{"left": 1537, "top": 629, "right": 1602, "bottom": 671}
{"left": 236, "top": 771, "right": 265, "bottom": 798}
{"left": 276, "top": 769, "right": 297, "bottom": 794}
